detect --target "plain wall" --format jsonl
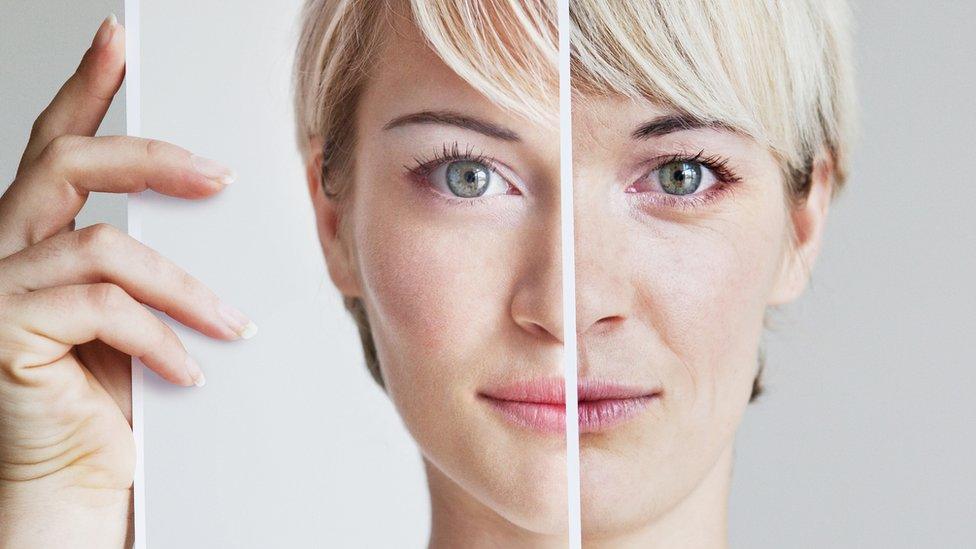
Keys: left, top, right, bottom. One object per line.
{"left": 729, "top": 2, "right": 976, "bottom": 547}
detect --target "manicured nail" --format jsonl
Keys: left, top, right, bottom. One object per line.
{"left": 92, "top": 14, "right": 118, "bottom": 49}
{"left": 185, "top": 355, "right": 206, "bottom": 387}
{"left": 217, "top": 301, "right": 258, "bottom": 340}
{"left": 191, "top": 154, "right": 236, "bottom": 185}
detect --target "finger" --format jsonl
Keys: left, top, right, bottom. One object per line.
{"left": 1, "top": 283, "right": 205, "bottom": 387}
{"left": 0, "top": 135, "right": 235, "bottom": 256}
{"left": 17, "top": 14, "right": 125, "bottom": 173}
{"left": 0, "top": 223, "right": 256, "bottom": 341}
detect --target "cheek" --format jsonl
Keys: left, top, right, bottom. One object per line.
{"left": 636, "top": 206, "right": 787, "bottom": 416}
{"left": 346, "top": 179, "right": 517, "bottom": 390}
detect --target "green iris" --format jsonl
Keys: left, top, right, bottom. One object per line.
{"left": 446, "top": 160, "right": 491, "bottom": 198}
{"left": 658, "top": 161, "right": 702, "bottom": 195}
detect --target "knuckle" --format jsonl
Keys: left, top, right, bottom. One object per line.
{"left": 141, "top": 246, "right": 168, "bottom": 275}
{"left": 87, "top": 282, "right": 127, "bottom": 312}
{"left": 143, "top": 138, "right": 169, "bottom": 160}
{"left": 76, "top": 223, "right": 121, "bottom": 261}
{"left": 152, "top": 323, "right": 177, "bottom": 354}
{"left": 29, "top": 109, "right": 48, "bottom": 136}
{"left": 40, "top": 134, "right": 82, "bottom": 169}
{"left": 177, "top": 267, "right": 202, "bottom": 297}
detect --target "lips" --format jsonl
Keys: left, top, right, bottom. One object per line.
{"left": 478, "top": 377, "right": 661, "bottom": 435}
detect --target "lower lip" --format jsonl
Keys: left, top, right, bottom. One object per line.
{"left": 577, "top": 396, "right": 657, "bottom": 434}
{"left": 482, "top": 395, "right": 658, "bottom": 435}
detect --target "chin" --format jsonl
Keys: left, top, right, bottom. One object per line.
{"left": 579, "top": 446, "right": 660, "bottom": 537}
{"left": 478, "top": 433, "right": 570, "bottom": 534}
{"left": 498, "top": 473, "right": 570, "bottom": 535}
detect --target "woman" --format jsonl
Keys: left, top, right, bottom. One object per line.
{"left": 571, "top": 0, "right": 855, "bottom": 546}
{"left": 293, "top": 0, "right": 568, "bottom": 546}
{"left": 0, "top": 1, "right": 854, "bottom": 548}
{"left": 0, "top": 2, "right": 569, "bottom": 547}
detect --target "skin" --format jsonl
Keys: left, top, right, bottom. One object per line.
{"left": 573, "top": 95, "right": 833, "bottom": 547}
{"left": 0, "top": 16, "right": 251, "bottom": 545}
{"left": 306, "top": 18, "right": 567, "bottom": 548}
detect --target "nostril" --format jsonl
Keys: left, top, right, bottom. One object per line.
{"left": 583, "top": 315, "right": 625, "bottom": 335}
{"left": 520, "top": 320, "right": 562, "bottom": 343}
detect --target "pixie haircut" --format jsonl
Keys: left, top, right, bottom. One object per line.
{"left": 294, "top": 0, "right": 855, "bottom": 402}
{"left": 572, "top": 0, "right": 856, "bottom": 401}
{"left": 293, "top": 0, "right": 557, "bottom": 387}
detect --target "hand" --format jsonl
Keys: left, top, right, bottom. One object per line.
{"left": 0, "top": 15, "right": 255, "bottom": 547}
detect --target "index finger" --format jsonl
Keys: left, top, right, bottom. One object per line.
{"left": 17, "top": 14, "right": 125, "bottom": 174}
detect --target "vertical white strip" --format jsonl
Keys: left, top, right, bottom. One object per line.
{"left": 558, "top": 0, "right": 581, "bottom": 547}
{"left": 123, "top": 1, "right": 146, "bottom": 547}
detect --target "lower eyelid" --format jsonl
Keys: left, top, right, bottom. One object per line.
{"left": 626, "top": 181, "right": 737, "bottom": 214}
{"left": 406, "top": 169, "right": 517, "bottom": 208}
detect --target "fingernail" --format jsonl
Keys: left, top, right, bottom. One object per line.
{"left": 217, "top": 301, "right": 258, "bottom": 340}
{"left": 92, "top": 14, "right": 118, "bottom": 49}
{"left": 191, "top": 154, "right": 237, "bottom": 185}
{"left": 185, "top": 355, "right": 206, "bottom": 387}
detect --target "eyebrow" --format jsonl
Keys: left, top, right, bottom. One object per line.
{"left": 383, "top": 110, "right": 521, "bottom": 142}
{"left": 631, "top": 114, "right": 736, "bottom": 140}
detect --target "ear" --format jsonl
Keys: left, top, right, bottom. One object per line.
{"left": 768, "top": 153, "right": 835, "bottom": 306}
{"left": 305, "top": 137, "right": 362, "bottom": 298}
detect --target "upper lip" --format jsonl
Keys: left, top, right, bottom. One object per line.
{"left": 478, "top": 377, "right": 661, "bottom": 403}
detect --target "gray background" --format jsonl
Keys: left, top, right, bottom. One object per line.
{"left": 0, "top": 0, "right": 125, "bottom": 230}
{"left": 2, "top": 1, "right": 974, "bottom": 548}
{"left": 729, "top": 2, "right": 976, "bottom": 548}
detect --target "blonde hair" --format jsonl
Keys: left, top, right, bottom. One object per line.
{"left": 571, "top": 0, "right": 856, "bottom": 402}
{"left": 572, "top": 0, "right": 856, "bottom": 203}
{"left": 294, "top": 0, "right": 556, "bottom": 176}
{"left": 294, "top": 0, "right": 855, "bottom": 398}
{"left": 293, "top": 0, "right": 557, "bottom": 386}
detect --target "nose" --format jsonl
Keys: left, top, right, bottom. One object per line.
{"left": 574, "top": 203, "right": 632, "bottom": 337}
{"left": 510, "top": 214, "right": 564, "bottom": 344}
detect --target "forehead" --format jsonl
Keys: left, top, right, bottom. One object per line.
{"left": 360, "top": 21, "right": 492, "bottom": 122}
{"left": 357, "top": 19, "right": 557, "bottom": 150}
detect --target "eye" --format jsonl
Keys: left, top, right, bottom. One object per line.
{"left": 429, "top": 159, "right": 511, "bottom": 198}
{"left": 629, "top": 159, "right": 719, "bottom": 195}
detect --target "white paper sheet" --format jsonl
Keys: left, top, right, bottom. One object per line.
{"left": 127, "top": 2, "right": 428, "bottom": 545}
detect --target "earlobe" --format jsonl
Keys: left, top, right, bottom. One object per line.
{"left": 304, "top": 137, "right": 362, "bottom": 298}
{"left": 768, "top": 154, "right": 835, "bottom": 306}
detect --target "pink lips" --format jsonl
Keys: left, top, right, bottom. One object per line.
{"left": 479, "top": 377, "right": 661, "bottom": 435}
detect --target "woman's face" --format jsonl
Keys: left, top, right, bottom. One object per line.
{"left": 311, "top": 14, "right": 829, "bottom": 541}
{"left": 322, "top": 23, "right": 566, "bottom": 533}
{"left": 573, "top": 96, "right": 809, "bottom": 535}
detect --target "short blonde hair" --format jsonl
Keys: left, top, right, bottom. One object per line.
{"left": 294, "top": 0, "right": 556, "bottom": 176}
{"left": 572, "top": 0, "right": 856, "bottom": 200}
{"left": 572, "top": 0, "right": 856, "bottom": 401}
{"left": 293, "top": 0, "right": 557, "bottom": 386}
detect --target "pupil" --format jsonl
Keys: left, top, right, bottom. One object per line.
{"left": 446, "top": 161, "right": 490, "bottom": 198}
{"left": 658, "top": 161, "right": 701, "bottom": 195}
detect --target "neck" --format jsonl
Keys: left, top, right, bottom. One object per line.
{"left": 424, "top": 460, "right": 568, "bottom": 549}
{"left": 584, "top": 443, "right": 734, "bottom": 548}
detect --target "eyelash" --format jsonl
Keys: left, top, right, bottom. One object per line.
{"left": 635, "top": 150, "right": 742, "bottom": 212}
{"left": 406, "top": 141, "right": 499, "bottom": 175}
{"left": 403, "top": 143, "right": 740, "bottom": 211}
{"left": 402, "top": 142, "right": 518, "bottom": 206}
